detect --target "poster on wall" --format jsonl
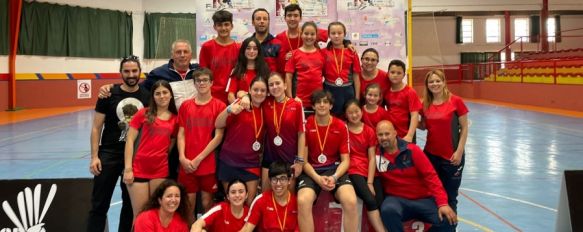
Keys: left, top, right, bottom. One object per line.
{"left": 195, "top": 0, "right": 275, "bottom": 52}
{"left": 77, "top": 80, "right": 91, "bottom": 99}
{"left": 271, "top": 0, "right": 337, "bottom": 37}
{"left": 337, "top": 0, "right": 406, "bottom": 68}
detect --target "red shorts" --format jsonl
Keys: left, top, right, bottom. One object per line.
{"left": 178, "top": 172, "right": 218, "bottom": 194}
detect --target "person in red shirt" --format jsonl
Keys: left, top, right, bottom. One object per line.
{"left": 261, "top": 72, "right": 306, "bottom": 191}
{"left": 241, "top": 161, "right": 299, "bottom": 232}
{"left": 296, "top": 90, "right": 358, "bottom": 232}
{"left": 215, "top": 77, "right": 268, "bottom": 205}
{"left": 123, "top": 80, "right": 178, "bottom": 219}
{"left": 227, "top": 37, "right": 271, "bottom": 103}
{"left": 420, "top": 69, "right": 469, "bottom": 231}
{"left": 375, "top": 120, "right": 457, "bottom": 232}
{"left": 362, "top": 83, "right": 390, "bottom": 129}
{"left": 384, "top": 59, "right": 421, "bottom": 143}
{"left": 285, "top": 21, "right": 325, "bottom": 111}
{"left": 322, "top": 22, "right": 362, "bottom": 116}
{"left": 359, "top": 48, "right": 389, "bottom": 100}
{"left": 134, "top": 180, "right": 189, "bottom": 232}
{"left": 344, "top": 100, "right": 386, "bottom": 232}
{"left": 199, "top": 10, "right": 240, "bottom": 104}
{"left": 191, "top": 179, "right": 249, "bottom": 232}
{"left": 177, "top": 68, "right": 226, "bottom": 222}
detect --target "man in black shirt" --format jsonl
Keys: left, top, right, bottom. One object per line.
{"left": 87, "top": 56, "right": 150, "bottom": 232}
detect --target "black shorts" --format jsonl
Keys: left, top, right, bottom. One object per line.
{"left": 297, "top": 168, "right": 351, "bottom": 196}
{"left": 133, "top": 177, "right": 151, "bottom": 183}
{"left": 217, "top": 160, "right": 260, "bottom": 182}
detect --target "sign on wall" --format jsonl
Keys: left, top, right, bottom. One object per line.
{"left": 77, "top": 80, "right": 92, "bottom": 99}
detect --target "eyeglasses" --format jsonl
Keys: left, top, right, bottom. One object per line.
{"left": 195, "top": 78, "right": 211, "bottom": 84}
{"left": 122, "top": 55, "right": 139, "bottom": 61}
{"left": 362, "top": 57, "right": 378, "bottom": 63}
{"left": 270, "top": 176, "right": 290, "bottom": 184}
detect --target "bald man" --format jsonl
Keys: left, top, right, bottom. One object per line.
{"left": 375, "top": 120, "right": 457, "bottom": 232}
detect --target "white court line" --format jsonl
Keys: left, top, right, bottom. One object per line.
{"left": 461, "top": 187, "right": 557, "bottom": 212}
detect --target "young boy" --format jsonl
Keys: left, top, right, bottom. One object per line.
{"left": 177, "top": 68, "right": 226, "bottom": 222}
{"left": 199, "top": 10, "right": 240, "bottom": 104}
{"left": 296, "top": 90, "right": 358, "bottom": 232}
{"left": 384, "top": 59, "right": 421, "bottom": 143}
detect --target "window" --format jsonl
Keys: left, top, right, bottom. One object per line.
{"left": 547, "top": 17, "right": 556, "bottom": 42}
{"left": 514, "top": 18, "right": 529, "bottom": 42}
{"left": 462, "top": 19, "right": 473, "bottom": 43}
{"left": 486, "top": 18, "right": 501, "bottom": 43}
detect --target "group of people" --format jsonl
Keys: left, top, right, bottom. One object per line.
{"left": 87, "top": 4, "right": 469, "bottom": 232}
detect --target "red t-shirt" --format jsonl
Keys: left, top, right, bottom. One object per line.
{"left": 130, "top": 108, "right": 178, "bottom": 179}
{"left": 348, "top": 124, "right": 377, "bottom": 176}
{"left": 202, "top": 202, "right": 249, "bottom": 232}
{"left": 383, "top": 85, "right": 422, "bottom": 138}
{"left": 219, "top": 105, "right": 265, "bottom": 168}
{"left": 275, "top": 29, "right": 328, "bottom": 74}
{"left": 359, "top": 69, "right": 389, "bottom": 99}
{"left": 421, "top": 95, "right": 469, "bottom": 160}
{"left": 246, "top": 191, "right": 299, "bottom": 232}
{"left": 228, "top": 69, "right": 257, "bottom": 94}
{"left": 305, "top": 116, "right": 349, "bottom": 170}
{"left": 361, "top": 105, "right": 390, "bottom": 129}
{"left": 322, "top": 48, "right": 361, "bottom": 84}
{"left": 263, "top": 97, "right": 305, "bottom": 164}
{"left": 377, "top": 141, "right": 448, "bottom": 207}
{"left": 199, "top": 40, "right": 240, "bottom": 104}
{"left": 284, "top": 49, "right": 325, "bottom": 108}
{"left": 177, "top": 97, "right": 225, "bottom": 175}
{"left": 134, "top": 209, "right": 188, "bottom": 232}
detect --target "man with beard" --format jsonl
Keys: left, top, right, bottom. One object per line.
{"left": 249, "top": 8, "right": 282, "bottom": 72}
{"left": 88, "top": 56, "right": 150, "bottom": 232}
{"left": 375, "top": 120, "right": 457, "bottom": 232}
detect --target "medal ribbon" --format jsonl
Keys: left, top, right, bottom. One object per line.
{"left": 333, "top": 48, "right": 345, "bottom": 79}
{"left": 272, "top": 193, "right": 290, "bottom": 232}
{"left": 286, "top": 30, "right": 302, "bottom": 51}
{"left": 273, "top": 98, "right": 288, "bottom": 136}
{"left": 252, "top": 106, "right": 264, "bottom": 142}
{"left": 314, "top": 116, "right": 332, "bottom": 155}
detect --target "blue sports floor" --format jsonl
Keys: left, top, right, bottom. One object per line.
{"left": 1, "top": 101, "right": 582, "bottom": 231}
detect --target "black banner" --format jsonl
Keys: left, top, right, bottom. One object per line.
{"left": 0, "top": 178, "right": 92, "bottom": 231}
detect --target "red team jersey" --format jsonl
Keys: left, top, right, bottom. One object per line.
{"left": 177, "top": 98, "right": 226, "bottom": 175}
{"left": 305, "top": 116, "right": 350, "bottom": 170}
{"left": 134, "top": 209, "right": 188, "bottom": 232}
{"left": 361, "top": 105, "right": 389, "bottom": 129}
{"left": 130, "top": 108, "right": 177, "bottom": 179}
{"left": 359, "top": 69, "right": 389, "bottom": 99}
{"left": 347, "top": 124, "right": 377, "bottom": 176}
{"left": 421, "top": 95, "right": 469, "bottom": 160}
{"left": 383, "top": 85, "right": 422, "bottom": 138}
{"left": 284, "top": 49, "right": 325, "bottom": 108}
{"left": 227, "top": 69, "right": 256, "bottom": 95}
{"left": 322, "top": 48, "right": 361, "bottom": 84}
{"left": 275, "top": 28, "right": 328, "bottom": 74}
{"left": 199, "top": 40, "right": 240, "bottom": 104}
{"left": 263, "top": 97, "right": 305, "bottom": 164}
{"left": 246, "top": 191, "right": 299, "bottom": 232}
{"left": 202, "top": 202, "right": 249, "bottom": 232}
{"left": 219, "top": 105, "right": 265, "bottom": 168}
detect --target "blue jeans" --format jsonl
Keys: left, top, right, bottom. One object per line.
{"left": 380, "top": 196, "right": 454, "bottom": 232}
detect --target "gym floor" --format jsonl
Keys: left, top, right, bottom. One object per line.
{"left": 1, "top": 101, "right": 582, "bottom": 231}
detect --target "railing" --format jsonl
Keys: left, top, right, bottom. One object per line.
{"left": 413, "top": 58, "right": 583, "bottom": 86}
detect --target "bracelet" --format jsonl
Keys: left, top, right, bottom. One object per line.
{"left": 226, "top": 105, "right": 232, "bottom": 114}
{"left": 294, "top": 156, "right": 304, "bottom": 163}
{"left": 331, "top": 174, "right": 338, "bottom": 183}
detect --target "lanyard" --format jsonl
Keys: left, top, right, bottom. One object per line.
{"left": 333, "top": 48, "right": 345, "bottom": 77}
{"left": 272, "top": 193, "right": 290, "bottom": 232}
{"left": 273, "top": 98, "right": 288, "bottom": 135}
{"left": 315, "top": 116, "right": 332, "bottom": 155}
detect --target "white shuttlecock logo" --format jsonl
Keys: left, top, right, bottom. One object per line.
{"left": 1, "top": 184, "right": 57, "bottom": 232}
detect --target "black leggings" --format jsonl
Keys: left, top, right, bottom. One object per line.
{"left": 349, "top": 174, "right": 383, "bottom": 211}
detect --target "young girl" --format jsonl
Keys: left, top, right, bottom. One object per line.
{"left": 358, "top": 48, "right": 389, "bottom": 100}
{"left": 362, "top": 83, "right": 389, "bottom": 129}
{"left": 344, "top": 99, "right": 386, "bottom": 232}
{"left": 323, "top": 21, "right": 361, "bottom": 116}
{"left": 284, "top": 21, "right": 326, "bottom": 111}
{"left": 123, "top": 80, "right": 178, "bottom": 219}
{"left": 191, "top": 179, "right": 249, "bottom": 232}
{"left": 383, "top": 59, "right": 421, "bottom": 143}
{"left": 215, "top": 77, "right": 268, "bottom": 205}
{"left": 227, "top": 37, "right": 271, "bottom": 103}
{"left": 261, "top": 72, "right": 306, "bottom": 191}
{"left": 420, "top": 69, "right": 469, "bottom": 231}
